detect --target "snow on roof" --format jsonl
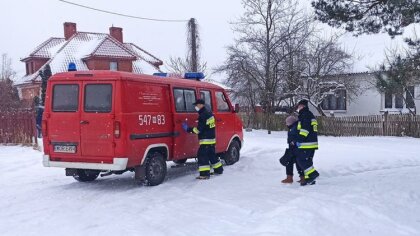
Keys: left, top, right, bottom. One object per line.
{"left": 25, "top": 38, "right": 66, "bottom": 59}
{"left": 124, "top": 43, "right": 163, "bottom": 66}
{"left": 91, "top": 38, "right": 136, "bottom": 59}
{"left": 14, "top": 74, "right": 38, "bottom": 85}
{"left": 48, "top": 32, "right": 105, "bottom": 75}
{"left": 17, "top": 32, "right": 162, "bottom": 85}
{"left": 132, "top": 59, "right": 162, "bottom": 75}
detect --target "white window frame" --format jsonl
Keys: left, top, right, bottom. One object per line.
{"left": 383, "top": 86, "right": 416, "bottom": 110}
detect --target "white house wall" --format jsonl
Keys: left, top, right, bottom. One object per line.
{"left": 346, "top": 84, "right": 382, "bottom": 116}
{"left": 310, "top": 73, "right": 383, "bottom": 117}
{"left": 312, "top": 74, "right": 420, "bottom": 117}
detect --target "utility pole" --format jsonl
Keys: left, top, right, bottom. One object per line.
{"left": 189, "top": 18, "right": 198, "bottom": 72}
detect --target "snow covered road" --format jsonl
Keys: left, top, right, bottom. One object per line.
{"left": 1, "top": 131, "right": 420, "bottom": 236}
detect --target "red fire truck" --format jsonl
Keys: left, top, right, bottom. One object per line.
{"left": 42, "top": 71, "right": 243, "bottom": 186}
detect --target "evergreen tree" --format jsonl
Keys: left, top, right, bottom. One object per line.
{"left": 312, "top": 0, "right": 420, "bottom": 37}
{"left": 39, "top": 64, "right": 52, "bottom": 106}
{"left": 376, "top": 50, "right": 419, "bottom": 115}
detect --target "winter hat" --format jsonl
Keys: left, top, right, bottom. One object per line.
{"left": 193, "top": 99, "right": 205, "bottom": 105}
{"left": 285, "top": 115, "right": 298, "bottom": 126}
{"left": 297, "top": 99, "right": 308, "bottom": 107}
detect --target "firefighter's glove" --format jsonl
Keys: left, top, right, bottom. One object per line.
{"left": 296, "top": 142, "right": 301, "bottom": 147}
{"left": 182, "top": 122, "right": 189, "bottom": 132}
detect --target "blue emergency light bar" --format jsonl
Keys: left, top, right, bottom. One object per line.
{"left": 152, "top": 72, "right": 205, "bottom": 80}
{"left": 184, "top": 72, "right": 205, "bottom": 80}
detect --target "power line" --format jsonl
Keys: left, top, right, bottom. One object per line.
{"left": 58, "top": 0, "right": 189, "bottom": 23}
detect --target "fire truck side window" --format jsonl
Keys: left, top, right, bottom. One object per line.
{"left": 52, "top": 84, "right": 79, "bottom": 112}
{"left": 174, "top": 88, "right": 196, "bottom": 113}
{"left": 184, "top": 90, "right": 196, "bottom": 112}
{"left": 216, "top": 91, "right": 230, "bottom": 112}
{"left": 200, "top": 90, "right": 212, "bottom": 111}
{"left": 174, "top": 89, "right": 185, "bottom": 112}
{"left": 84, "top": 84, "right": 112, "bottom": 113}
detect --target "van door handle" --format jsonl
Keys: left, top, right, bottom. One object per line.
{"left": 80, "top": 120, "right": 89, "bottom": 125}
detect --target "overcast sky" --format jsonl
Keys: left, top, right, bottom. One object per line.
{"left": 0, "top": 0, "right": 416, "bottom": 81}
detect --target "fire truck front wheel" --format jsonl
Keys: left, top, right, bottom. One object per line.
{"left": 223, "top": 141, "right": 241, "bottom": 165}
{"left": 73, "top": 169, "right": 100, "bottom": 182}
{"left": 145, "top": 152, "right": 167, "bottom": 186}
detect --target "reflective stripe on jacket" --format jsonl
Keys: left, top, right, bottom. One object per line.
{"left": 188, "top": 106, "right": 216, "bottom": 145}
{"left": 297, "top": 107, "right": 318, "bottom": 150}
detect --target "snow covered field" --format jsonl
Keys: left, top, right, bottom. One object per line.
{"left": 1, "top": 130, "right": 420, "bottom": 236}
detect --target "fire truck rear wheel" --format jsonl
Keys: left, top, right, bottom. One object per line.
{"left": 73, "top": 169, "right": 100, "bottom": 182}
{"left": 145, "top": 152, "right": 167, "bottom": 186}
{"left": 223, "top": 141, "right": 240, "bottom": 165}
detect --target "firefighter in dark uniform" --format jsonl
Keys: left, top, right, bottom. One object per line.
{"left": 295, "top": 99, "right": 320, "bottom": 186}
{"left": 182, "top": 99, "right": 223, "bottom": 179}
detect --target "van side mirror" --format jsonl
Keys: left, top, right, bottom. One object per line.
{"left": 234, "top": 104, "right": 240, "bottom": 113}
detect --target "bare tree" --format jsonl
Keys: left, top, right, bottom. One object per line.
{"left": 296, "top": 34, "right": 357, "bottom": 116}
{"left": 167, "top": 56, "right": 207, "bottom": 75}
{"left": 1, "top": 53, "right": 15, "bottom": 81}
{"left": 219, "top": 0, "right": 358, "bottom": 122}
{"left": 166, "top": 18, "right": 207, "bottom": 75}
{"left": 218, "top": 0, "right": 314, "bottom": 133}
{"left": 216, "top": 52, "right": 260, "bottom": 128}
{"left": 0, "top": 53, "right": 20, "bottom": 109}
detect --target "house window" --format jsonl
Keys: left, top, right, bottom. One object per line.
{"left": 406, "top": 86, "right": 415, "bottom": 109}
{"left": 321, "top": 89, "right": 347, "bottom": 110}
{"left": 110, "top": 61, "right": 118, "bottom": 71}
{"left": 395, "top": 93, "right": 404, "bottom": 109}
{"left": 383, "top": 86, "right": 415, "bottom": 109}
{"left": 385, "top": 91, "right": 393, "bottom": 109}
{"left": 25, "top": 63, "right": 30, "bottom": 75}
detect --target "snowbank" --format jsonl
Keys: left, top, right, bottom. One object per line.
{"left": 1, "top": 131, "right": 419, "bottom": 236}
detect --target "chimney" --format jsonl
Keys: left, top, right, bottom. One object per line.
{"left": 64, "top": 22, "right": 77, "bottom": 40}
{"left": 109, "top": 26, "right": 123, "bottom": 43}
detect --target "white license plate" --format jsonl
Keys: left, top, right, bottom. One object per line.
{"left": 54, "top": 145, "right": 76, "bottom": 153}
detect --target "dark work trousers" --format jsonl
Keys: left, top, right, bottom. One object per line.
{"left": 197, "top": 144, "right": 223, "bottom": 177}
{"left": 286, "top": 152, "right": 304, "bottom": 176}
{"left": 295, "top": 149, "right": 315, "bottom": 173}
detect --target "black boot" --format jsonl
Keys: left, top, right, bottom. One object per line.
{"left": 196, "top": 175, "right": 210, "bottom": 180}
{"left": 301, "top": 170, "right": 319, "bottom": 186}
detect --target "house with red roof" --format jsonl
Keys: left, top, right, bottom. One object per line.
{"left": 16, "top": 22, "right": 163, "bottom": 106}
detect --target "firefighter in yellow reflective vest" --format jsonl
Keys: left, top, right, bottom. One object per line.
{"left": 182, "top": 99, "right": 223, "bottom": 179}
{"left": 295, "top": 99, "right": 320, "bottom": 186}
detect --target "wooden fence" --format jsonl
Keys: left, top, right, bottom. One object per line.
{"left": 0, "top": 109, "right": 37, "bottom": 144}
{"left": 239, "top": 113, "right": 289, "bottom": 131}
{"left": 239, "top": 113, "right": 420, "bottom": 138}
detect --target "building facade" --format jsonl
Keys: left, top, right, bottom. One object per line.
{"left": 16, "top": 22, "right": 163, "bottom": 106}
{"left": 312, "top": 72, "right": 420, "bottom": 116}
